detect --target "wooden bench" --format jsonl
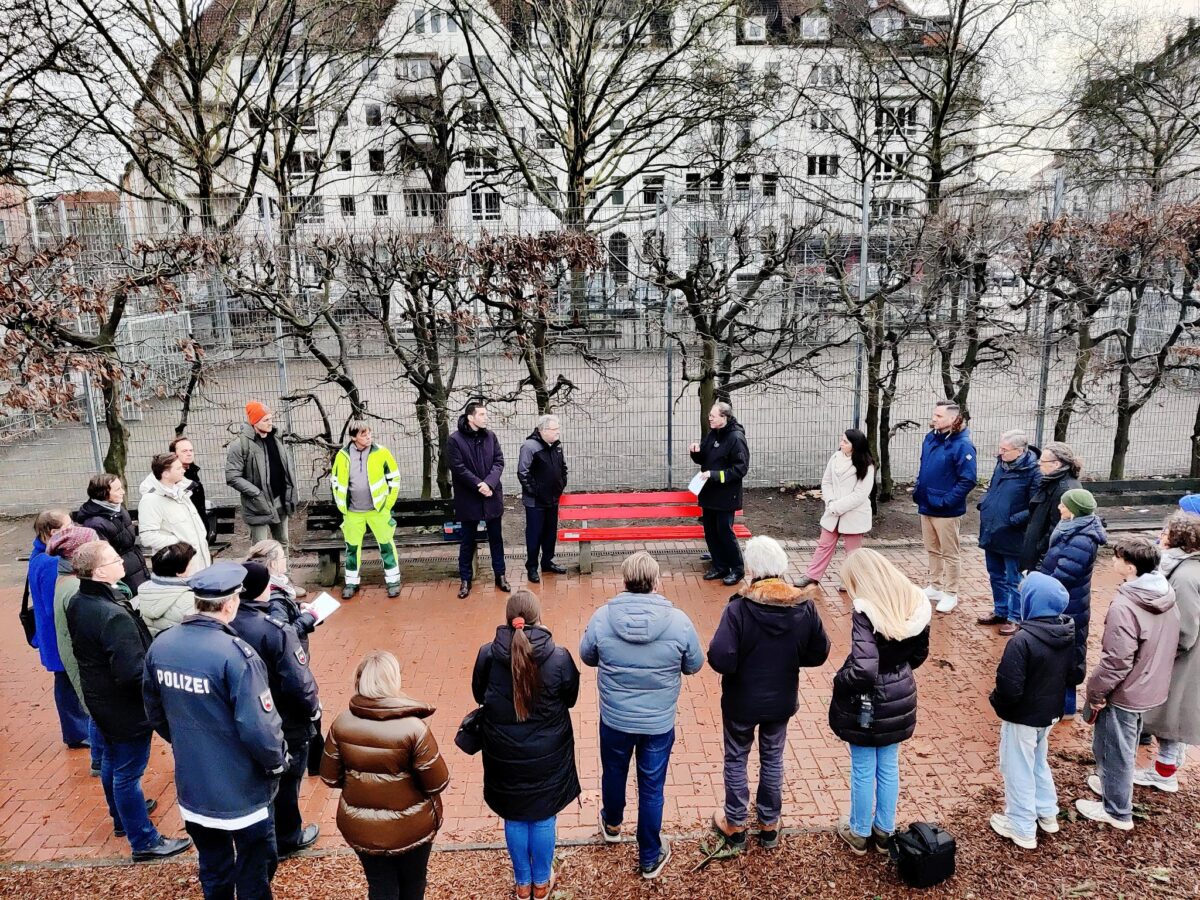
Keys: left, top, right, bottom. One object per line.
{"left": 1086, "top": 478, "right": 1200, "bottom": 532}
{"left": 556, "top": 491, "right": 751, "bottom": 574}
{"left": 298, "top": 499, "right": 477, "bottom": 586}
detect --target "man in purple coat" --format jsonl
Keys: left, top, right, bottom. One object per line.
{"left": 447, "top": 401, "right": 510, "bottom": 598}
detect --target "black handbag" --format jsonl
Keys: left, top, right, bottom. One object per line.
{"left": 19, "top": 579, "right": 37, "bottom": 648}
{"left": 454, "top": 706, "right": 485, "bottom": 755}
{"left": 889, "top": 822, "right": 956, "bottom": 888}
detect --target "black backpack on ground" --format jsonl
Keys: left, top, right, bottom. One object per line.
{"left": 889, "top": 822, "right": 956, "bottom": 888}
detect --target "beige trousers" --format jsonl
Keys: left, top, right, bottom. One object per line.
{"left": 920, "top": 514, "right": 963, "bottom": 595}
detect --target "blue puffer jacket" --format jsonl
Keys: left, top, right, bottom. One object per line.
{"left": 913, "top": 428, "right": 978, "bottom": 518}
{"left": 579, "top": 591, "right": 704, "bottom": 735}
{"left": 1039, "top": 515, "right": 1107, "bottom": 616}
{"left": 978, "top": 450, "right": 1042, "bottom": 557}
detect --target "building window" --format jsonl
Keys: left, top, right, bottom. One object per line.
{"left": 368, "top": 149, "right": 386, "bottom": 172}
{"left": 741, "top": 16, "right": 767, "bottom": 43}
{"left": 294, "top": 196, "right": 323, "bottom": 223}
{"left": 734, "top": 173, "right": 751, "bottom": 199}
{"left": 535, "top": 130, "right": 554, "bottom": 150}
{"left": 871, "top": 198, "right": 914, "bottom": 220}
{"left": 875, "top": 152, "right": 907, "bottom": 181}
{"left": 874, "top": 105, "right": 918, "bottom": 135}
{"left": 765, "top": 62, "right": 781, "bottom": 91}
{"left": 807, "top": 154, "right": 839, "bottom": 177}
{"left": 736, "top": 121, "right": 752, "bottom": 149}
{"left": 611, "top": 187, "right": 625, "bottom": 205}
{"left": 471, "top": 191, "right": 501, "bottom": 220}
{"left": 365, "top": 104, "right": 382, "bottom": 127}
{"left": 708, "top": 172, "right": 723, "bottom": 202}
{"left": 397, "top": 56, "right": 435, "bottom": 82}
{"left": 642, "top": 175, "right": 663, "bottom": 205}
{"left": 362, "top": 58, "right": 380, "bottom": 82}
{"left": 608, "top": 231, "right": 630, "bottom": 284}
{"left": 405, "top": 192, "right": 434, "bottom": 218}
{"left": 338, "top": 150, "right": 352, "bottom": 171}
{"left": 340, "top": 196, "right": 356, "bottom": 217}
{"left": 685, "top": 172, "right": 701, "bottom": 202}
{"left": 807, "top": 64, "right": 840, "bottom": 87}
{"left": 285, "top": 151, "right": 320, "bottom": 181}
{"left": 808, "top": 108, "right": 834, "bottom": 132}
{"left": 372, "top": 194, "right": 388, "bottom": 216}
{"left": 800, "top": 14, "right": 830, "bottom": 39}
{"left": 464, "top": 147, "right": 498, "bottom": 174}
{"left": 762, "top": 173, "right": 778, "bottom": 198}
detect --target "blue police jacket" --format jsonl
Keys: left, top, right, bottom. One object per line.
{"left": 913, "top": 427, "right": 978, "bottom": 518}
{"left": 143, "top": 615, "right": 286, "bottom": 823}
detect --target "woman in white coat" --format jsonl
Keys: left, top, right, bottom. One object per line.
{"left": 799, "top": 429, "right": 874, "bottom": 588}
{"left": 136, "top": 452, "right": 213, "bottom": 570}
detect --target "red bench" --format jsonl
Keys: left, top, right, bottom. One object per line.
{"left": 556, "top": 491, "right": 751, "bottom": 574}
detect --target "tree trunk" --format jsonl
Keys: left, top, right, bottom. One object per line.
{"left": 415, "top": 396, "right": 434, "bottom": 499}
{"left": 100, "top": 374, "right": 129, "bottom": 484}
{"left": 1191, "top": 397, "right": 1200, "bottom": 477}
{"left": 435, "top": 399, "right": 452, "bottom": 499}
{"left": 1054, "top": 322, "right": 1093, "bottom": 442}
{"left": 878, "top": 343, "right": 903, "bottom": 502}
{"left": 864, "top": 339, "right": 883, "bottom": 467}
{"left": 1109, "top": 404, "right": 1133, "bottom": 480}
{"left": 1108, "top": 286, "right": 1143, "bottom": 480}
{"left": 698, "top": 334, "right": 717, "bottom": 436}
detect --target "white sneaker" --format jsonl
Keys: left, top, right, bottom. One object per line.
{"left": 1133, "top": 767, "right": 1179, "bottom": 793}
{"left": 922, "top": 585, "right": 943, "bottom": 601}
{"left": 1074, "top": 798, "right": 1133, "bottom": 831}
{"left": 935, "top": 593, "right": 959, "bottom": 614}
{"left": 989, "top": 813, "right": 1036, "bottom": 849}
{"left": 1037, "top": 814, "right": 1060, "bottom": 834}
{"left": 1086, "top": 774, "right": 1102, "bottom": 797}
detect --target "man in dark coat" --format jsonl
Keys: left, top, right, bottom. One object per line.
{"left": 977, "top": 430, "right": 1042, "bottom": 634}
{"left": 988, "top": 572, "right": 1076, "bottom": 850}
{"left": 73, "top": 474, "right": 150, "bottom": 593}
{"left": 689, "top": 402, "right": 750, "bottom": 586}
{"left": 1019, "top": 441, "right": 1083, "bottom": 572}
{"left": 65, "top": 540, "right": 192, "bottom": 861}
{"left": 170, "top": 436, "right": 216, "bottom": 545}
{"left": 228, "top": 563, "right": 321, "bottom": 857}
{"left": 517, "top": 414, "right": 568, "bottom": 583}
{"left": 447, "top": 401, "right": 509, "bottom": 598}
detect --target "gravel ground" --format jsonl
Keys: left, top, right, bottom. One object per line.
{"left": 3, "top": 754, "right": 1196, "bottom": 899}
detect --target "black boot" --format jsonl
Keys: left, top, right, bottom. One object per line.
{"left": 527, "top": 568, "right": 541, "bottom": 583}
{"left": 342, "top": 583, "right": 358, "bottom": 601}
{"left": 457, "top": 580, "right": 471, "bottom": 599}
{"left": 495, "top": 574, "right": 511, "bottom": 592}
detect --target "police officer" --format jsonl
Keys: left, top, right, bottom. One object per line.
{"left": 143, "top": 561, "right": 286, "bottom": 900}
{"left": 230, "top": 562, "right": 322, "bottom": 856}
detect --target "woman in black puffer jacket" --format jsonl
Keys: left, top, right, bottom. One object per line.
{"left": 473, "top": 590, "right": 580, "bottom": 900}
{"left": 73, "top": 474, "right": 150, "bottom": 593}
{"left": 829, "top": 548, "right": 931, "bottom": 855}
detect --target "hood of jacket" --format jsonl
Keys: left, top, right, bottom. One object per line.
{"left": 1160, "top": 546, "right": 1200, "bottom": 579}
{"left": 1051, "top": 513, "right": 1107, "bottom": 547}
{"left": 605, "top": 592, "right": 677, "bottom": 644}
{"left": 738, "top": 578, "right": 815, "bottom": 636}
{"left": 1117, "top": 571, "right": 1177, "bottom": 614}
{"left": 1020, "top": 572, "right": 1069, "bottom": 620}
{"left": 347, "top": 692, "right": 435, "bottom": 722}
{"left": 488, "top": 623, "right": 556, "bottom": 665}
{"left": 852, "top": 592, "right": 932, "bottom": 640}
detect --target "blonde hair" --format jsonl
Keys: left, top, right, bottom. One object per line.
{"left": 622, "top": 551, "right": 660, "bottom": 594}
{"left": 246, "top": 539, "right": 287, "bottom": 574}
{"left": 841, "top": 548, "right": 925, "bottom": 641}
{"left": 355, "top": 650, "right": 403, "bottom": 700}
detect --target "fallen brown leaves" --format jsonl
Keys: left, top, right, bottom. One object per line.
{"left": 3, "top": 764, "right": 1197, "bottom": 899}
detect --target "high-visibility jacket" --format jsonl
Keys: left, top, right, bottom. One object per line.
{"left": 331, "top": 443, "right": 400, "bottom": 513}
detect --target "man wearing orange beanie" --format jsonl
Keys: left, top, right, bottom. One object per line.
{"left": 226, "top": 402, "right": 300, "bottom": 569}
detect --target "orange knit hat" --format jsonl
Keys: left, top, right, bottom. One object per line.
{"left": 245, "top": 401, "right": 270, "bottom": 425}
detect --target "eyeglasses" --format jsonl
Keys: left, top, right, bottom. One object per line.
{"left": 95, "top": 558, "right": 123, "bottom": 571}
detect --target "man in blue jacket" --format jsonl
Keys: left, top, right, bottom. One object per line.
{"left": 977, "top": 431, "right": 1042, "bottom": 635}
{"left": 913, "top": 399, "right": 978, "bottom": 614}
{"left": 144, "top": 562, "right": 287, "bottom": 900}
{"left": 580, "top": 551, "right": 704, "bottom": 881}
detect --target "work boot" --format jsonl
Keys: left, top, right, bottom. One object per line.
{"left": 386, "top": 582, "right": 401, "bottom": 599}
{"left": 342, "top": 583, "right": 358, "bottom": 601}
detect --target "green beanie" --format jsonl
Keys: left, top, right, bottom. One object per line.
{"left": 1061, "top": 488, "right": 1097, "bottom": 518}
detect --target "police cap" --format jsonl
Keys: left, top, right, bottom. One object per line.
{"left": 188, "top": 561, "right": 247, "bottom": 600}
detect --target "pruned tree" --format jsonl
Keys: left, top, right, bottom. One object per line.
{"left": 0, "top": 235, "right": 218, "bottom": 481}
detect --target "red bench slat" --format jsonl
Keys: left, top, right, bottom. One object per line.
{"left": 558, "top": 505, "right": 743, "bottom": 521}
{"left": 558, "top": 524, "right": 752, "bottom": 542}
{"left": 560, "top": 491, "right": 699, "bottom": 507}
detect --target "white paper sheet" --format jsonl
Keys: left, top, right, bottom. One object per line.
{"left": 687, "top": 471, "right": 707, "bottom": 496}
{"left": 307, "top": 591, "right": 341, "bottom": 624}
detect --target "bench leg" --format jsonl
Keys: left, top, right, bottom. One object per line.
{"left": 579, "top": 541, "right": 593, "bottom": 575}
{"left": 315, "top": 551, "right": 340, "bottom": 588}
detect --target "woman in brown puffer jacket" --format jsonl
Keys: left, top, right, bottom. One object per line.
{"left": 322, "top": 651, "right": 450, "bottom": 900}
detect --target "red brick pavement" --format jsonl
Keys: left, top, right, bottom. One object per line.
{"left": 0, "top": 544, "right": 1144, "bottom": 863}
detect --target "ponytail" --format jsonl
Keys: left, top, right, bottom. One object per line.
{"left": 506, "top": 589, "right": 542, "bottom": 722}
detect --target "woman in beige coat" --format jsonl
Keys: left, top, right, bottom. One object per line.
{"left": 799, "top": 429, "right": 875, "bottom": 589}
{"left": 136, "top": 453, "right": 212, "bottom": 569}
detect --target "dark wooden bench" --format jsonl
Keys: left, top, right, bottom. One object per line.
{"left": 1085, "top": 478, "right": 1200, "bottom": 532}
{"left": 297, "top": 499, "right": 478, "bottom": 586}
{"left": 556, "top": 491, "right": 751, "bottom": 574}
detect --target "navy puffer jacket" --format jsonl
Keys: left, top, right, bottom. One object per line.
{"left": 829, "top": 597, "right": 931, "bottom": 747}
{"left": 1039, "top": 515, "right": 1107, "bottom": 617}
{"left": 978, "top": 449, "right": 1042, "bottom": 557}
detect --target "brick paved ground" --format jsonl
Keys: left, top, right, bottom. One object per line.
{"left": 0, "top": 542, "right": 1143, "bottom": 863}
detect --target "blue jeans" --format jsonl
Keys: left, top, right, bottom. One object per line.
{"left": 503, "top": 816, "right": 557, "bottom": 887}
{"left": 89, "top": 722, "right": 118, "bottom": 823}
{"left": 1093, "top": 705, "right": 1141, "bottom": 823}
{"left": 52, "top": 671, "right": 92, "bottom": 746}
{"left": 984, "top": 551, "right": 1021, "bottom": 621}
{"left": 848, "top": 743, "right": 900, "bottom": 838}
{"left": 599, "top": 722, "right": 675, "bottom": 868}
{"left": 102, "top": 733, "right": 160, "bottom": 852}
{"left": 999, "top": 721, "right": 1058, "bottom": 839}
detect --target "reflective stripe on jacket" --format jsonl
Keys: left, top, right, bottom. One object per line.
{"left": 331, "top": 443, "right": 400, "bottom": 514}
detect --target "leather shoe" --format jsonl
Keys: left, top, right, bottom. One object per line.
{"left": 341, "top": 584, "right": 358, "bottom": 601}
{"left": 976, "top": 614, "right": 1007, "bottom": 626}
{"left": 115, "top": 799, "right": 158, "bottom": 837}
{"left": 457, "top": 580, "right": 471, "bottom": 599}
{"left": 386, "top": 582, "right": 401, "bottom": 599}
{"left": 700, "top": 551, "right": 712, "bottom": 561}
{"left": 722, "top": 571, "right": 743, "bottom": 586}
{"left": 495, "top": 574, "right": 512, "bottom": 592}
{"left": 541, "top": 562, "right": 567, "bottom": 575}
{"left": 131, "top": 835, "right": 191, "bottom": 862}
{"left": 280, "top": 824, "right": 320, "bottom": 857}
{"left": 527, "top": 568, "right": 541, "bottom": 583}
{"left": 703, "top": 568, "right": 726, "bottom": 581}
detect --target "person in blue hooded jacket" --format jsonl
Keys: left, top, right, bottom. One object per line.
{"left": 1039, "top": 488, "right": 1107, "bottom": 717}
{"left": 988, "top": 573, "right": 1076, "bottom": 850}
{"left": 912, "top": 399, "right": 977, "bottom": 614}
{"left": 580, "top": 551, "right": 703, "bottom": 881}
{"left": 977, "top": 431, "right": 1042, "bottom": 635}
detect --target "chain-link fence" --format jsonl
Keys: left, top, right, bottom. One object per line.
{"left": 0, "top": 185, "right": 1197, "bottom": 515}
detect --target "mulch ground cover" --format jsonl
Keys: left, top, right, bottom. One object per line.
{"left": 3, "top": 753, "right": 1196, "bottom": 899}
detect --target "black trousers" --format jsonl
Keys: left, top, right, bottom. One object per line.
{"left": 357, "top": 844, "right": 433, "bottom": 900}
{"left": 185, "top": 814, "right": 277, "bottom": 900}
{"left": 458, "top": 517, "right": 505, "bottom": 581}
{"left": 273, "top": 737, "right": 308, "bottom": 851}
{"left": 702, "top": 508, "right": 743, "bottom": 575}
{"left": 524, "top": 504, "right": 560, "bottom": 571}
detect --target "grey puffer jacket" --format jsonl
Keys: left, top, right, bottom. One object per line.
{"left": 1142, "top": 549, "right": 1200, "bottom": 743}
{"left": 224, "top": 424, "right": 298, "bottom": 525}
